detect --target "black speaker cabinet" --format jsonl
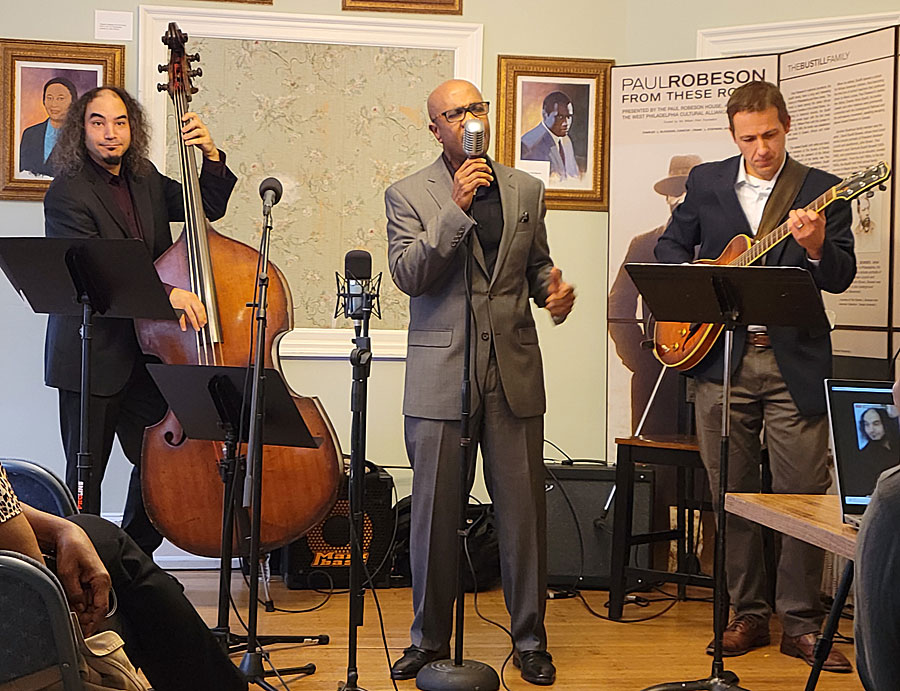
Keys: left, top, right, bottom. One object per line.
{"left": 281, "top": 464, "right": 394, "bottom": 589}
{"left": 545, "top": 462, "right": 653, "bottom": 589}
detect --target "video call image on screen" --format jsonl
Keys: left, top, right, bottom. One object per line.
{"left": 829, "top": 383, "right": 900, "bottom": 506}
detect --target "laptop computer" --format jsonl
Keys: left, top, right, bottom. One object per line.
{"left": 825, "top": 379, "right": 900, "bottom": 527}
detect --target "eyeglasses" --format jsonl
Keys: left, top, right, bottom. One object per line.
{"left": 432, "top": 101, "right": 490, "bottom": 123}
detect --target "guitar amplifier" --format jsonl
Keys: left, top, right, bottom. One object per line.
{"left": 281, "top": 463, "right": 394, "bottom": 589}
{"left": 545, "top": 462, "right": 653, "bottom": 589}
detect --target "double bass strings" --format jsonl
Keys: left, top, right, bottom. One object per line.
{"left": 173, "top": 79, "right": 219, "bottom": 367}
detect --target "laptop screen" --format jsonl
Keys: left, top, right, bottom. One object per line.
{"left": 825, "top": 379, "right": 900, "bottom": 515}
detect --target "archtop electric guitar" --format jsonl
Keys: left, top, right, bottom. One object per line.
{"left": 654, "top": 161, "right": 891, "bottom": 370}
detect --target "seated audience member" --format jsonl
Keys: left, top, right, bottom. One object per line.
{"left": 854, "top": 380, "right": 900, "bottom": 690}
{"left": 0, "top": 460, "right": 246, "bottom": 691}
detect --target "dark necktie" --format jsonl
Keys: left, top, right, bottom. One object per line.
{"left": 558, "top": 140, "right": 566, "bottom": 170}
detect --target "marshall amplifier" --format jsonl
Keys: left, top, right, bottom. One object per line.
{"left": 281, "top": 463, "right": 394, "bottom": 589}
{"left": 544, "top": 462, "right": 653, "bottom": 589}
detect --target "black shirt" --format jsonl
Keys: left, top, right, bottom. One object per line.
{"left": 443, "top": 154, "right": 503, "bottom": 276}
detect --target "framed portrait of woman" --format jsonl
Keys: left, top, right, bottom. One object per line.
{"left": 1, "top": 38, "right": 124, "bottom": 201}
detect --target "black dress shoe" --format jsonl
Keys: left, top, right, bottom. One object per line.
{"left": 513, "top": 650, "right": 556, "bottom": 686}
{"left": 390, "top": 646, "right": 447, "bottom": 680}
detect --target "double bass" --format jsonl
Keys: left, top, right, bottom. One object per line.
{"left": 137, "top": 23, "right": 343, "bottom": 558}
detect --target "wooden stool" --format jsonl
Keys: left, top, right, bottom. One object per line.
{"left": 608, "top": 434, "right": 714, "bottom": 620}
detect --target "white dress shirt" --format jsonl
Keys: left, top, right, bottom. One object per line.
{"left": 733, "top": 155, "right": 818, "bottom": 334}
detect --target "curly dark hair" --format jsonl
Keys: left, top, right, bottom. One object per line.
{"left": 51, "top": 86, "right": 151, "bottom": 177}
{"left": 859, "top": 406, "right": 900, "bottom": 448}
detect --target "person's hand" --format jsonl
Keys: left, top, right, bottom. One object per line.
{"left": 788, "top": 207, "right": 826, "bottom": 260}
{"left": 545, "top": 266, "right": 575, "bottom": 324}
{"left": 54, "top": 522, "right": 111, "bottom": 637}
{"left": 169, "top": 288, "right": 207, "bottom": 332}
{"left": 451, "top": 157, "right": 492, "bottom": 211}
{"left": 181, "top": 111, "right": 220, "bottom": 161}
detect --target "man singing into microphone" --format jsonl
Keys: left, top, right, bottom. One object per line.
{"left": 385, "top": 79, "right": 575, "bottom": 686}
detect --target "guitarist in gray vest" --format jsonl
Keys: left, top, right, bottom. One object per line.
{"left": 655, "top": 81, "right": 855, "bottom": 672}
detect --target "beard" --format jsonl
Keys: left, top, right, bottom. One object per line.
{"left": 101, "top": 153, "right": 123, "bottom": 166}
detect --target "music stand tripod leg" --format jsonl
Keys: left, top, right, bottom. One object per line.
{"left": 641, "top": 313, "right": 748, "bottom": 690}
{"left": 206, "top": 394, "right": 329, "bottom": 663}
{"left": 804, "top": 560, "right": 853, "bottom": 691}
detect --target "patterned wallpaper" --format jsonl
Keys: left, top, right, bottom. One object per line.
{"left": 164, "top": 38, "right": 454, "bottom": 330}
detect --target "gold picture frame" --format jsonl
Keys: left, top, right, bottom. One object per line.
{"left": 0, "top": 38, "right": 124, "bottom": 201}
{"left": 342, "top": 0, "right": 462, "bottom": 14}
{"left": 496, "top": 55, "right": 613, "bottom": 211}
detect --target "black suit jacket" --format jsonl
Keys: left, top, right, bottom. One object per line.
{"left": 655, "top": 155, "right": 855, "bottom": 416}
{"left": 43, "top": 157, "right": 237, "bottom": 395}
{"left": 19, "top": 120, "right": 53, "bottom": 176}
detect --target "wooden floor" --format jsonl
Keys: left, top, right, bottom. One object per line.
{"left": 180, "top": 571, "right": 863, "bottom": 691}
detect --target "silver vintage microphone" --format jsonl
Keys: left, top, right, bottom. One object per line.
{"left": 463, "top": 118, "right": 486, "bottom": 158}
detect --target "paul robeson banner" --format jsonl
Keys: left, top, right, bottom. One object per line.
{"left": 606, "top": 30, "right": 898, "bottom": 458}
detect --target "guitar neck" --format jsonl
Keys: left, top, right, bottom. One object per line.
{"left": 732, "top": 186, "right": 836, "bottom": 266}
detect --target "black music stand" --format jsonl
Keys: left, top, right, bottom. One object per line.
{"left": 147, "top": 363, "right": 328, "bottom": 686}
{"left": 0, "top": 237, "right": 177, "bottom": 513}
{"left": 625, "top": 262, "right": 830, "bottom": 691}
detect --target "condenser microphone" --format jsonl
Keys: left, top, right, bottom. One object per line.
{"left": 259, "top": 177, "right": 283, "bottom": 215}
{"left": 344, "top": 249, "right": 372, "bottom": 320}
{"left": 463, "top": 119, "right": 486, "bottom": 158}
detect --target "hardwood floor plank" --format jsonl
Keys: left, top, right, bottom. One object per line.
{"left": 179, "top": 571, "right": 862, "bottom": 690}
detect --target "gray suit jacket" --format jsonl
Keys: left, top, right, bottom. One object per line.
{"left": 386, "top": 156, "right": 555, "bottom": 421}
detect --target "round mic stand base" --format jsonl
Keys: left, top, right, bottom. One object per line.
{"left": 642, "top": 671, "right": 746, "bottom": 691}
{"left": 415, "top": 659, "right": 500, "bottom": 691}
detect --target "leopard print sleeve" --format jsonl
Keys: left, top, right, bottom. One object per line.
{"left": 0, "top": 463, "right": 22, "bottom": 523}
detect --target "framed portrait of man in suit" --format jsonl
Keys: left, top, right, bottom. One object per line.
{"left": 0, "top": 38, "right": 124, "bottom": 201}
{"left": 341, "top": 0, "right": 461, "bottom": 13}
{"left": 497, "top": 55, "right": 613, "bottom": 211}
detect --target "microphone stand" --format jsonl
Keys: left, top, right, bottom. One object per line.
{"left": 339, "top": 293, "right": 374, "bottom": 691}
{"left": 238, "top": 206, "right": 319, "bottom": 689}
{"left": 417, "top": 194, "right": 499, "bottom": 691}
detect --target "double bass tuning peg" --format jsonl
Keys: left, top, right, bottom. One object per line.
{"left": 188, "top": 53, "right": 201, "bottom": 62}
{"left": 156, "top": 83, "right": 168, "bottom": 92}
{"left": 189, "top": 68, "right": 203, "bottom": 79}
{"left": 157, "top": 64, "right": 167, "bottom": 73}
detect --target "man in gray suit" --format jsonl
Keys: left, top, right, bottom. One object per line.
{"left": 385, "top": 79, "right": 575, "bottom": 686}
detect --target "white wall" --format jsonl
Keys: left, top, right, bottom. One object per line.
{"left": 0, "top": 1, "right": 620, "bottom": 556}
{"left": 1, "top": 0, "right": 891, "bottom": 557}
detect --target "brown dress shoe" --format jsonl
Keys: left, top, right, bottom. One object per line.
{"left": 705, "top": 614, "right": 770, "bottom": 657}
{"left": 780, "top": 633, "right": 853, "bottom": 673}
